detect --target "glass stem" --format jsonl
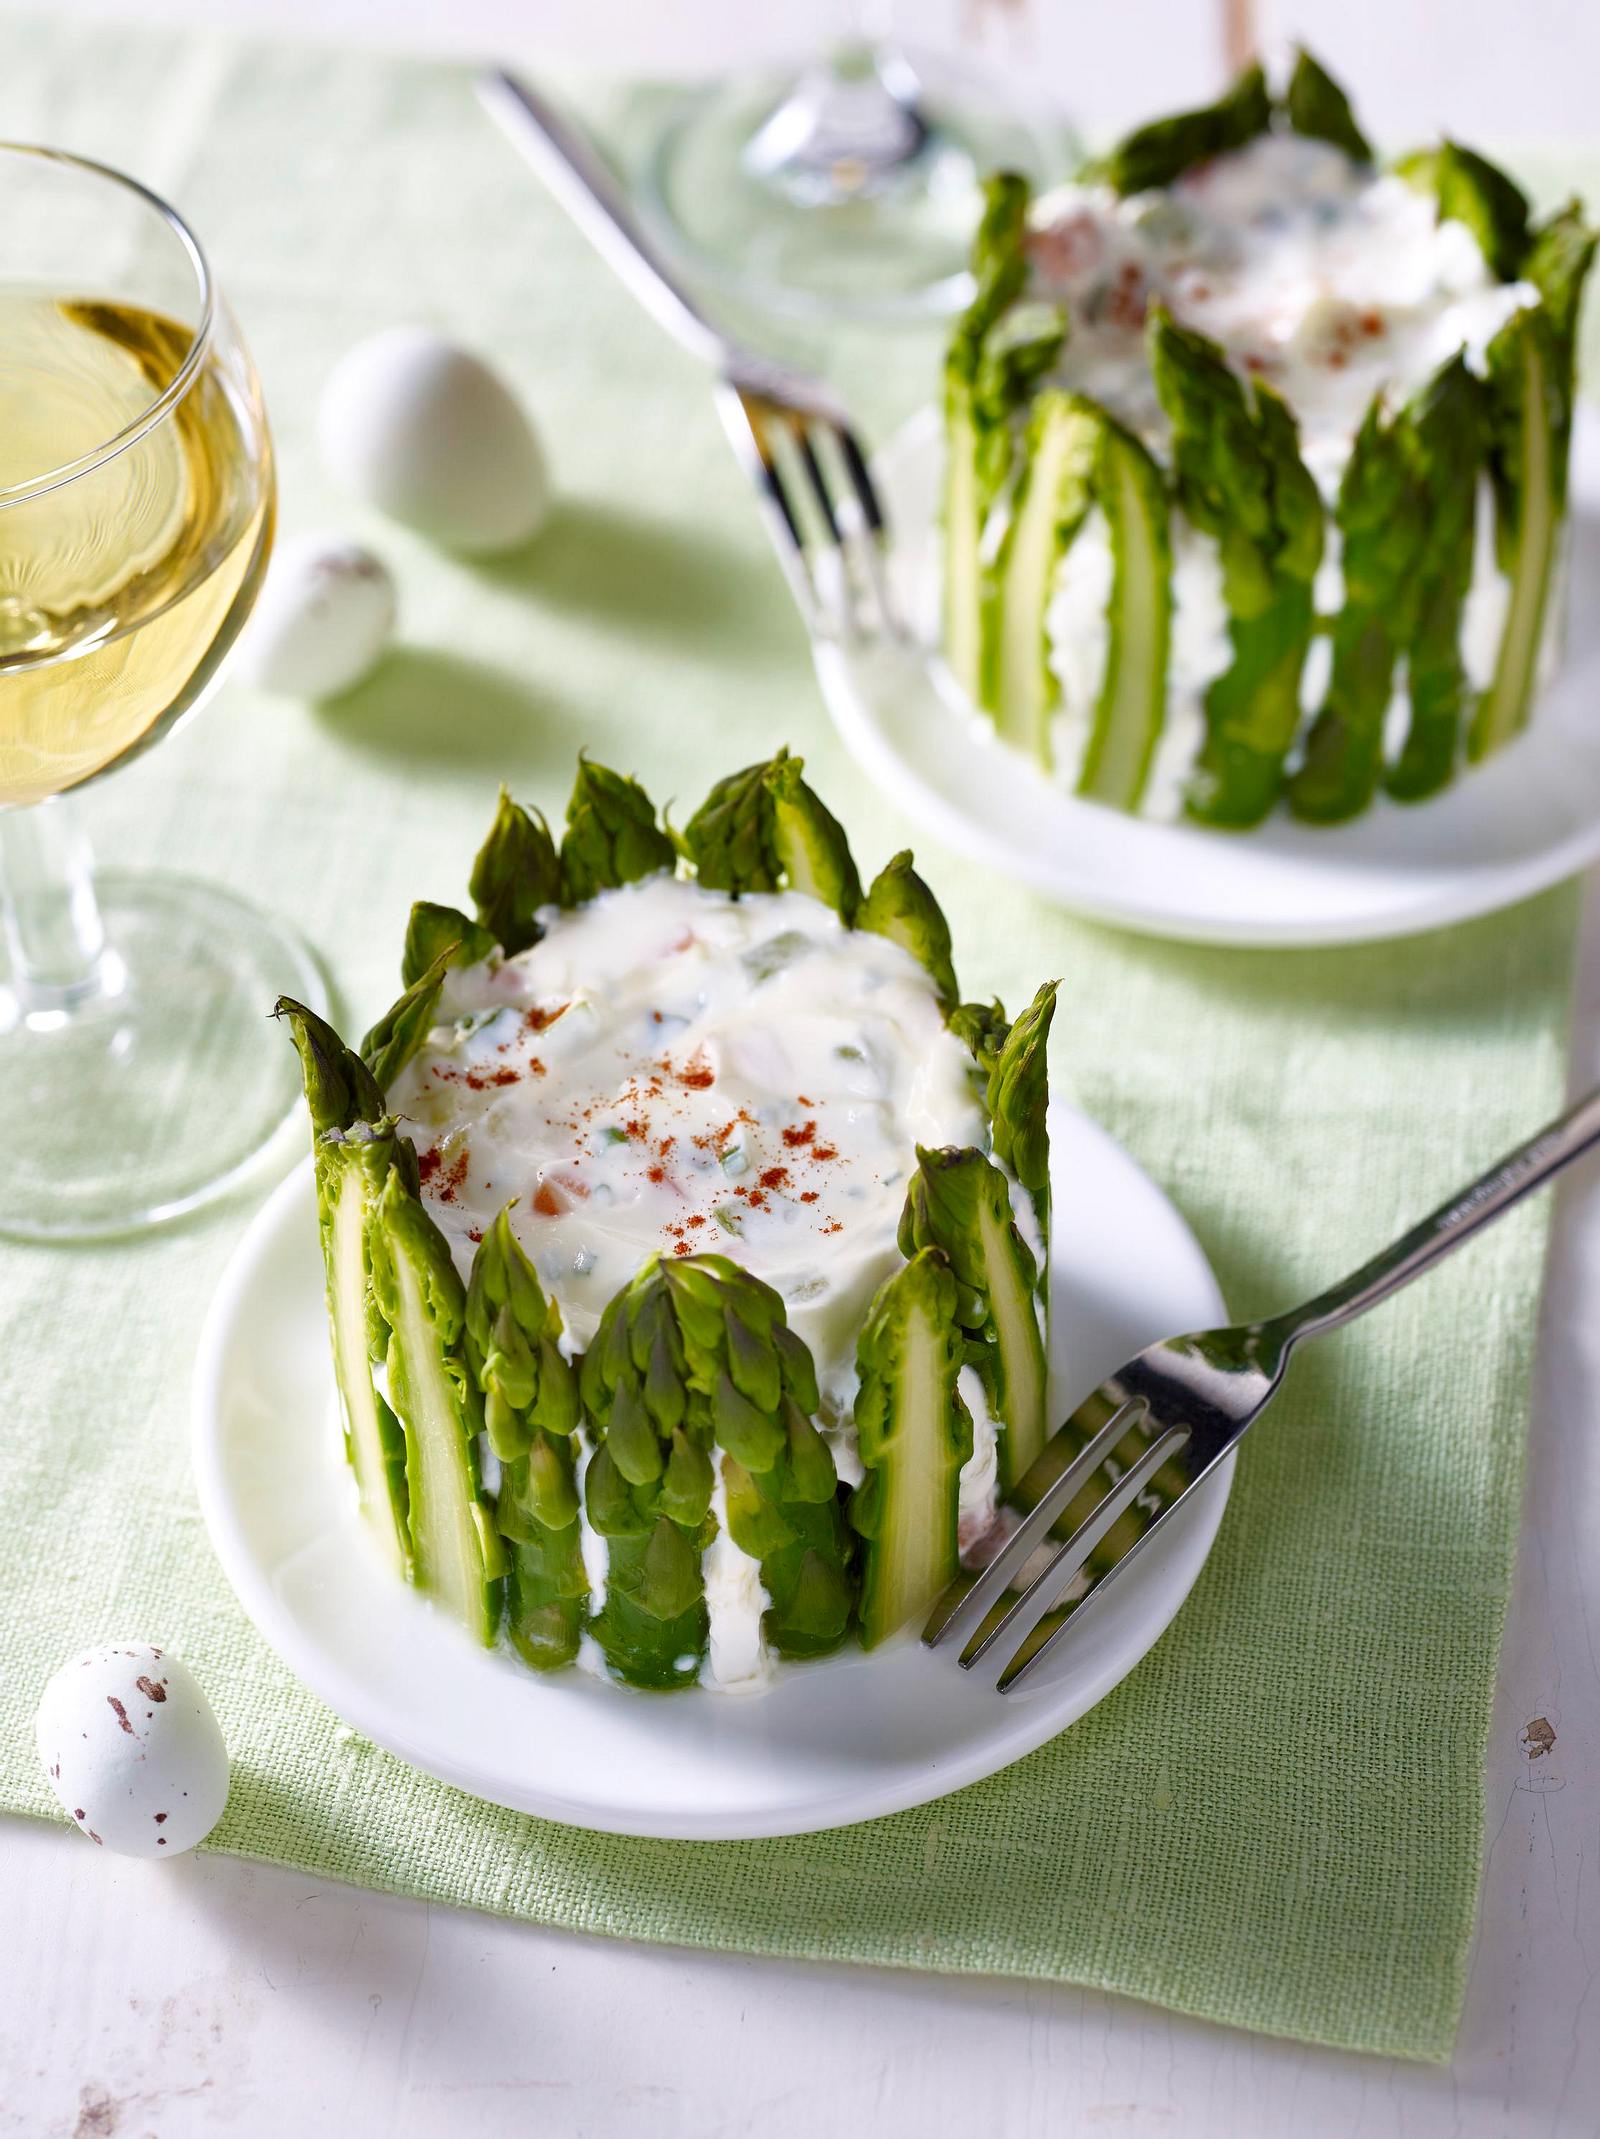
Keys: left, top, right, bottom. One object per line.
{"left": 0, "top": 798, "right": 112, "bottom": 1018}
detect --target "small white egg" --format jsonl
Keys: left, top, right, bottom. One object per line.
{"left": 238, "top": 535, "right": 397, "bottom": 699}
{"left": 318, "top": 326, "right": 550, "bottom": 553}
{"left": 36, "top": 1643, "right": 229, "bottom": 1860}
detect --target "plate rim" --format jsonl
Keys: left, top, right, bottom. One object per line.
{"left": 816, "top": 406, "right": 1600, "bottom": 950}
{"left": 191, "top": 1107, "right": 1232, "bottom": 1840}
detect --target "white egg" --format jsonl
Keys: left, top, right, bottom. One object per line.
{"left": 318, "top": 326, "right": 550, "bottom": 553}
{"left": 36, "top": 1643, "right": 229, "bottom": 1860}
{"left": 238, "top": 535, "right": 397, "bottom": 700}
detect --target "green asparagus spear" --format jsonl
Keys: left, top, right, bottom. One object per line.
{"left": 1469, "top": 308, "right": 1565, "bottom": 760}
{"left": 1283, "top": 47, "right": 1372, "bottom": 162}
{"left": 316, "top": 1125, "right": 412, "bottom": 1578}
{"left": 849, "top": 1248, "right": 973, "bottom": 1648}
{"left": 683, "top": 750, "right": 863, "bottom": 917}
{"left": 900, "top": 1146, "right": 1049, "bottom": 1489}
{"left": 1077, "top": 412, "right": 1173, "bottom": 811}
{"left": 682, "top": 759, "right": 782, "bottom": 893}
{"left": 277, "top": 996, "right": 411, "bottom": 1576}
{"left": 719, "top": 1444, "right": 854, "bottom": 1660}
{"left": 465, "top": 1208, "right": 585, "bottom": 1669}
{"left": 579, "top": 1254, "right": 849, "bottom": 1682}
{"left": 1289, "top": 399, "right": 1428, "bottom": 822}
{"left": 1150, "top": 311, "right": 1323, "bottom": 826}
{"left": 1094, "top": 62, "right": 1271, "bottom": 197}
{"left": 944, "top": 174, "right": 1054, "bottom": 702}
{"left": 857, "top": 851, "right": 960, "bottom": 1009}
{"left": 368, "top": 1162, "right": 504, "bottom": 1643}
{"left": 1385, "top": 356, "right": 1489, "bottom": 802}
{"left": 1524, "top": 201, "right": 1599, "bottom": 494}
{"left": 1396, "top": 141, "right": 1530, "bottom": 280}
{"left": 763, "top": 754, "right": 862, "bottom": 920}
{"left": 467, "top": 787, "right": 560, "bottom": 954}
{"left": 558, "top": 757, "right": 677, "bottom": 905}
{"left": 986, "top": 979, "right": 1058, "bottom": 1249}
{"left": 982, "top": 389, "right": 1099, "bottom": 761}
{"left": 360, "top": 947, "right": 454, "bottom": 1092}
{"left": 949, "top": 998, "right": 1011, "bottom": 1084}
{"left": 401, "top": 901, "right": 498, "bottom": 988}
{"left": 274, "top": 994, "right": 384, "bottom": 1132}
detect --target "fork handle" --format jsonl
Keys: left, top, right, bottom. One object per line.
{"left": 1269, "top": 1082, "right": 1600, "bottom": 1351}
{"left": 477, "top": 69, "right": 728, "bottom": 370}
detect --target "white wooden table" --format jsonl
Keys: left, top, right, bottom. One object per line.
{"left": 6, "top": 5, "right": 1600, "bottom": 2131}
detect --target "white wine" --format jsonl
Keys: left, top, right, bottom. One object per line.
{"left": 0, "top": 294, "right": 273, "bottom": 807}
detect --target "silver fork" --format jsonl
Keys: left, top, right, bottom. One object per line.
{"left": 929, "top": 1084, "right": 1600, "bottom": 1694}
{"left": 476, "top": 69, "right": 898, "bottom": 641}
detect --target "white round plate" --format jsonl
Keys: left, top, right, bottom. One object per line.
{"left": 816, "top": 408, "right": 1600, "bottom": 948}
{"left": 192, "top": 1105, "right": 1229, "bottom": 1840}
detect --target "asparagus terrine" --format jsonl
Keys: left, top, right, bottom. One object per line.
{"left": 279, "top": 755, "right": 1056, "bottom": 1693}
{"left": 944, "top": 49, "right": 1596, "bottom": 827}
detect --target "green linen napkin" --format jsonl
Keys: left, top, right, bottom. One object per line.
{"left": 0, "top": 24, "right": 1582, "bottom": 2061}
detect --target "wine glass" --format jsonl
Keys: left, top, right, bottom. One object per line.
{"left": 0, "top": 145, "right": 321, "bottom": 1241}
{"left": 636, "top": 4, "right": 1073, "bottom": 320}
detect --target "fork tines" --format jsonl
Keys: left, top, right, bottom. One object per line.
{"left": 925, "top": 1390, "right": 1194, "bottom": 1695}
{"left": 717, "top": 380, "right": 899, "bottom": 643}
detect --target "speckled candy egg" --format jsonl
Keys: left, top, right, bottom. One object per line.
{"left": 318, "top": 325, "right": 551, "bottom": 553}
{"left": 35, "top": 1644, "right": 229, "bottom": 1859}
{"left": 238, "top": 534, "right": 397, "bottom": 700}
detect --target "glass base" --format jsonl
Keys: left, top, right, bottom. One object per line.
{"left": 0, "top": 871, "right": 326, "bottom": 1241}
{"left": 639, "top": 44, "right": 1073, "bottom": 321}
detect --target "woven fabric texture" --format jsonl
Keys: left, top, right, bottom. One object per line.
{"left": 0, "top": 24, "right": 1584, "bottom": 2061}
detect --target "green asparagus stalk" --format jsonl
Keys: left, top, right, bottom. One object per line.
{"left": 368, "top": 1162, "right": 504, "bottom": 1644}
{"left": 1283, "top": 47, "right": 1372, "bottom": 162}
{"left": 858, "top": 851, "right": 960, "bottom": 1009}
{"left": 558, "top": 757, "right": 677, "bottom": 905}
{"left": 948, "top": 998, "right": 1011, "bottom": 1086}
{"left": 1385, "top": 356, "right": 1489, "bottom": 802}
{"left": 1524, "top": 201, "right": 1599, "bottom": 493}
{"left": 900, "top": 1146, "right": 1049, "bottom": 1490}
{"left": 1396, "top": 140, "right": 1530, "bottom": 280}
{"left": 401, "top": 901, "right": 498, "bottom": 988}
{"left": 982, "top": 389, "right": 1099, "bottom": 761}
{"left": 465, "top": 1208, "right": 585, "bottom": 1669}
{"left": 1469, "top": 308, "right": 1564, "bottom": 761}
{"left": 1093, "top": 62, "right": 1271, "bottom": 197}
{"left": 579, "top": 1254, "right": 849, "bottom": 1683}
{"left": 1150, "top": 311, "right": 1323, "bottom": 826}
{"left": 318, "top": 1126, "right": 412, "bottom": 1578}
{"left": 1077, "top": 412, "right": 1173, "bottom": 811}
{"left": 360, "top": 945, "right": 456, "bottom": 1093}
{"left": 849, "top": 1248, "right": 973, "bottom": 1648}
{"left": 944, "top": 174, "right": 1055, "bottom": 702}
{"left": 763, "top": 754, "right": 862, "bottom": 920}
{"left": 276, "top": 997, "right": 411, "bottom": 1578}
{"left": 985, "top": 979, "right": 1058, "bottom": 1249}
{"left": 466, "top": 787, "right": 560, "bottom": 955}
{"left": 683, "top": 750, "right": 863, "bottom": 918}
{"left": 1289, "top": 399, "right": 1427, "bottom": 822}
{"left": 275, "top": 994, "right": 384, "bottom": 1132}
{"left": 682, "top": 758, "right": 782, "bottom": 893}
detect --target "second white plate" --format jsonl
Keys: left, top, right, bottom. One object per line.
{"left": 191, "top": 1104, "right": 1229, "bottom": 1841}
{"left": 815, "top": 408, "right": 1600, "bottom": 948}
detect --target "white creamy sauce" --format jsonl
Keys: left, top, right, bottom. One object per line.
{"left": 1028, "top": 132, "right": 1533, "bottom": 493}
{"left": 956, "top": 1365, "right": 1001, "bottom": 1549}
{"left": 1023, "top": 129, "right": 1540, "bottom": 804}
{"left": 700, "top": 1465, "right": 777, "bottom": 1694}
{"left": 387, "top": 873, "right": 987, "bottom": 1691}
